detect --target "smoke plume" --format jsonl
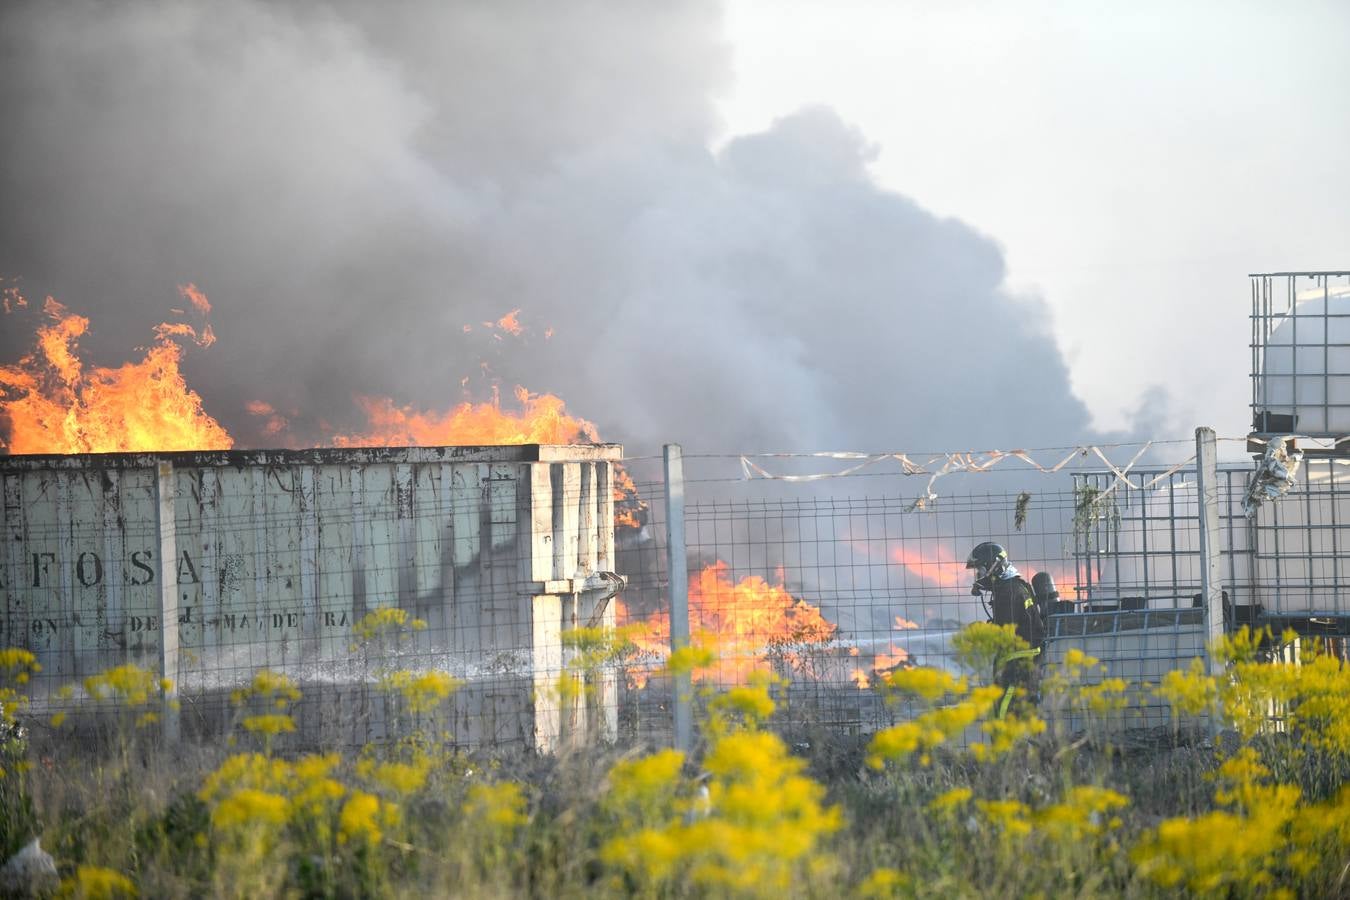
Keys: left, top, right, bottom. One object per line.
{"left": 0, "top": 0, "right": 1093, "bottom": 456}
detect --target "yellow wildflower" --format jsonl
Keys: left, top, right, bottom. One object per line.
{"left": 377, "top": 669, "right": 460, "bottom": 714}
{"left": 212, "top": 788, "right": 290, "bottom": 830}
{"left": 1155, "top": 660, "right": 1218, "bottom": 718}
{"left": 350, "top": 607, "right": 425, "bottom": 643}
{"left": 666, "top": 644, "right": 717, "bottom": 676}
{"left": 1033, "top": 786, "right": 1129, "bottom": 840}
{"left": 971, "top": 712, "right": 1047, "bottom": 762}
{"left": 59, "top": 865, "right": 137, "bottom": 898}
{"left": 867, "top": 685, "right": 1003, "bottom": 768}
{"left": 604, "top": 749, "right": 685, "bottom": 824}
{"left": 883, "top": 667, "right": 967, "bottom": 701}
{"left": 230, "top": 669, "right": 301, "bottom": 707}
{"left": 562, "top": 625, "right": 640, "bottom": 669}
{"left": 463, "top": 781, "right": 529, "bottom": 832}
{"left": 928, "top": 787, "right": 974, "bottom": 817}
{"left": 0, "top": 648, "right": 38, "bottom": 673}
{"left": 358, "top": 755, "right": 431, "bottom": 796}
{"left": 1133, "top": 809, "right": 1283, "bottom": 893}
{"left": 241, "top": 714, "right": 296, "bottom": 736}
{"left": 601, "top": 722, "right": 839, "bottom": 893}
{"left": 83, "top": 664, "right": 160, "bottom": 708}
{"left": 976, "top": 799, "right": 1032, "bottom": 838}
{"left": 707, "top": 672, "right": 779, "bottom": 733}
{"left": 856, "top": 866, "right": 909, "bottom": 899}
{"left": 952, "top": 623, "right": 1029, "bottom": 683}
{"left": 290, "top": 754, "right": 346, "bottom": 820}
{"left": 338, "top": 790, "right": 393, "bottom": 846}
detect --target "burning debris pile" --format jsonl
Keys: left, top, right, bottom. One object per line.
{"left": 617, "top": 561, "right": 918, "bottom": 691}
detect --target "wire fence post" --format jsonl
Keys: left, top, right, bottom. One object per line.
{"left": 663, "top": 444, "right": 692, "bottom": 754}
{"left": 1195, "top": 427, "right": 1225, "bottom": 684}
{"left": 153, "top": 458, "right": 181, "bottom": 745}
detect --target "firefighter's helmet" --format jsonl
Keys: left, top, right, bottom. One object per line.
{"left": 966, "top": 541, "right": 1009, "bottom": 593}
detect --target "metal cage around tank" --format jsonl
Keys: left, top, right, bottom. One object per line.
{"left": 1071, "top": 457, "right": 1350, "bottom": 631}
{"left": 1251, "top": 271, "right": 1350, "bottom": 440}
{"left": 1049, "top": 452, "right": 1350, "bottom": 727}
{"left": 1071, "top": 465, "right": 1252, "bottom": 612}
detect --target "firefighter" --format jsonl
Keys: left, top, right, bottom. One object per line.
{"left": 966, "top": 542, "right": 1043, "bottom": 704}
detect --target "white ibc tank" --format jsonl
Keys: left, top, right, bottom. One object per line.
{"left": 1258, "top": 290, "right": 1350, "bottom": 436}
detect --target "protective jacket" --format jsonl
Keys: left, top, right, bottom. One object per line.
{"left": 990, "top": 575, "right": 1044, "bottom": 648}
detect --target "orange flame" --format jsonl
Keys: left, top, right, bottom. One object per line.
{"left": 329, "top": 386, "right": 645, "bottom": 527}
{"left": 611, "top": 467, "right": 643, "bottom": 530}
{"left": 690, "top": 561, "right": 837, "bottom": 652}
{"left": 851, "top": 646, "right": 912, "bottom": 690}
{"left": 0, "top": 291, "right": 644, "bottom": 525}
{"left": 618, "top": 561, "right": 839, "bottom": 685}
{"left": 889, "top": 544, "right": 969, "bottom": 590}
{"left": 872, "top": 645, "right": 910, "bottom": 673}
{"left": 850, "top": 614, "right": 916, "bottom": 689}
{"left": 245, "top": 400, "right": 290, "bottom": 438}
{"left": 178, "top": 282, "right": 212, "bottom": 316}
{"left": 496, "top": 309, "right": 523, "bottom": 336}
{"left": 2, "top": 282, "right": 27, "bottom": 314}
{"left": 327, "top": 387, "right": 645, "bottom": 527}
{"left": 0, "top": 294, "right": 231, "bottom": 454}
{"left": 333, "top": 385, "right": 600, "bottom": 447}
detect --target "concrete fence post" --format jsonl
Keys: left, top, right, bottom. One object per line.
{"left": 153, "top": 459, "right": 181, "bottom": 744}
{"left": 1196, "top": 427, "right": 1226, "bottom": 740}
{"left": 1195, "top": 427, "right": 1226, "bottom": 679}
{"left": 1198, "top": 426, "right": 1231, "bottom": 671}
{"left": 663, "top": 444, "right": 692, "bottom": 754}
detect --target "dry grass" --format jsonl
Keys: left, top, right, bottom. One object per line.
{"left": 3, "top": 626, "right": 1349, "bottom": 898}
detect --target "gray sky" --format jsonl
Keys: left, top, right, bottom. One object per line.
{"left": 718, "top": 0, "right": 1350, "bottom": 439}
{"left": 1, "top": 1, "right": 1344, "bottom": 457}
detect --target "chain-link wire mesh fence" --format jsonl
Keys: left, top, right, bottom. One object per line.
{"left": 8, "top": 440, "right": 1350, "bottom": 753}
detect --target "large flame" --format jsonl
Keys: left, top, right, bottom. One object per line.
{"left": 619, "top": 561, "right": 839, "bottom": 685}
{"left": 689, "top": 561, "right": 838, "bottom": 655}
{"left": 322, "top": 308, "right": 645, "bottom": 525}
{"left": 0, "top": 288, "right": 231, "bottom": 453}
{"left": 0, "top": 293, "right": 645, "bottom": 527}
{"left": 332, "top": 385, "right": 600, "bottom": 447}
{"left": 329, "top": 386, "right": 644, "bottom": 528}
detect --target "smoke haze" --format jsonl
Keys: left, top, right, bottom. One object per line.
{"left": 0, "top": 0, "right": 1097, "bottom": 456}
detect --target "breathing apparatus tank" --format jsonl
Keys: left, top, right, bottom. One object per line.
{"left": 1031, "top": 571, "right": 1060, "bottom": 614}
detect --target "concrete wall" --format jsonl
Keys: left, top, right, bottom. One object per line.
{"left": 1, "top": 444, "right": 622, "bottom": 751}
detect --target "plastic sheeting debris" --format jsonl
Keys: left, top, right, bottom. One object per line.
{"left": 1243, "top": 436, "right": 1303, "bottom": 517}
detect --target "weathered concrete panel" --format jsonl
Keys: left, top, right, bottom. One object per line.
{"left": 2, "top": 445, "right": 623, "bottom": 751}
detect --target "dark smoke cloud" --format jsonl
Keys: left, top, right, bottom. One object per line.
{"left": 0, "top": 0, "right": 1095, "bottom": 456}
